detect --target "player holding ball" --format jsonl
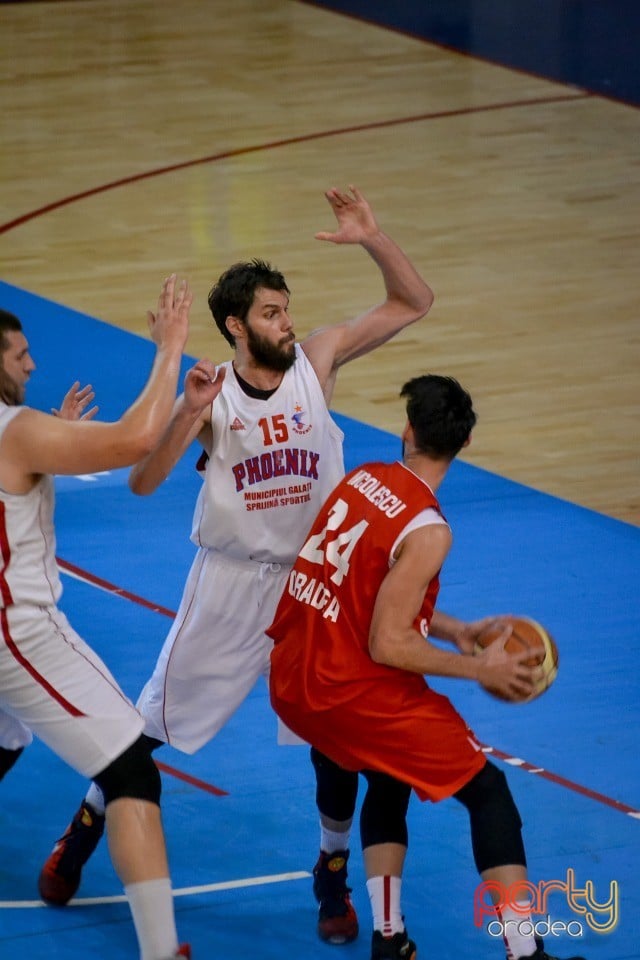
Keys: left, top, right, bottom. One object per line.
{"left": 269, "top": 373, "right": 581, "bottom": 960}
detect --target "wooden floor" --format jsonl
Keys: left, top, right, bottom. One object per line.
{"left": 1, "top": 0, "right": 638, "bottom": 524}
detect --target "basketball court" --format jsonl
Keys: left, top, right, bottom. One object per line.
{"left": 0, "top": 1, "right": 638, "bottom": 958}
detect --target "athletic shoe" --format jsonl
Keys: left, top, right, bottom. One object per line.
{"left": 371, "top": 929, "right": 417, "bottom": 960}
{"left": 514, "top": 939, "right": 586, "bottom": 960}
{"left": 38, "top": 801, "right": 105, "bottom": 905}
{"left": 175, "top": 947, "right": 191, "bottom": 959}
{"left": 312, "top": 849, "right": 359, "bottom": 944}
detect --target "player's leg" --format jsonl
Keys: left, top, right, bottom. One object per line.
{"left": 454, "top": 761, "right": 585, "bottom": 960}
{"left": 38, "top": 732, "right": 161, "bottom": 905}
{"left": 138, "top": 550, "right": 276, "bottom": 753}
{"left": 1, "top": 603, "right": 188, "bottom": 958}
{"left": 94, "top": 736, "right": 188, "bottom": 960}
{"left": 310, "top": 746, "right": 360, "bottom": 944}
{"left": 360, "top": 769, "right": 416, "bottom": 960}
{"left": 38, "top": 547, "right": 219, "bottom": 903}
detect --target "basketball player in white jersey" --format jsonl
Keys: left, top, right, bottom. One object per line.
{"left": 38, "top": 185, "right": 435, "bottom": 938}
{"left": 0, "top": 283, "right": 193, "bottom": 960}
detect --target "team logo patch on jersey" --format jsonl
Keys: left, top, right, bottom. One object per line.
{"left": 291, "top": 403, "right": 312, "bottom": 435}
{"left": 230, "top": 416, "right": 246, "bottom": 431}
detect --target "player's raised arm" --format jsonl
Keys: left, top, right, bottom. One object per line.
{"left": 129, "top": 359, "right": 226, "bottom": 496}
{"left": 302, "top": 185, "right": 434, "bottom": 398}
{"left": 0, "top": 274, "right": 191, "bottom": 482}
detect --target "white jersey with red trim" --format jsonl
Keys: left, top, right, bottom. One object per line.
{"left": 191, "top": 344, "right": 345, "bottom": 564}
{"left": 0, "top": 403, "right": 61, "bottom": 609}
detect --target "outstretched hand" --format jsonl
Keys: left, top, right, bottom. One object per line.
{"left": 147, "top": 274, "right": 192, "bottom": 353}
{"left": 183, "top": 360, "right": 226, "bottom": 414}
{"left": 315, "top": 185, "right": 380, "bottom": 245}
{"left": 52, "top": 381, "right": 99, "bottom": 422}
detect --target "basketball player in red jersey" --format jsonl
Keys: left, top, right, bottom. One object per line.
{"left": 268, "top": 375, "right": 585, "bottom": 960}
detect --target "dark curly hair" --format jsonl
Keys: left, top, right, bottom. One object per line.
{"left": 207, "top": 259, "right": 290, "bottom": 347}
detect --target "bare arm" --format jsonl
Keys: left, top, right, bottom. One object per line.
{"left": 302, "top": 186, "right": 434, "bottom": 400}
{"left": 129, "top": 360, "right": 225, "bottom": 496}
{"left": 0, "top": 275, "right": 190, "bottom": 492}
{"left": 368, "top": 525, "right": 539, "bottom": 701}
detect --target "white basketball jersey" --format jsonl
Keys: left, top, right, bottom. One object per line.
{"left": 191, "top": 345, "right": 345, "bottom": 564}
{"left": 0, "top": 403, "right": 62, "bottom": 608}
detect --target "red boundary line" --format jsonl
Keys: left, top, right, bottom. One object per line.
{"left": 57, "top": 555, "right": 639, "bottom": 819}
{"left": 0, "top": 92, "right": 588, "bottom": 237}
{"left": 480, "top": 745, "right": 639, "bottom": 819}
{"left": 57, "top": 557, "right": 176, "bottom": 619}
{"left": 155, "top": 761, "right": 228, "bottom": 798}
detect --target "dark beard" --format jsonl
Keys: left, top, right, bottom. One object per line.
{"left": 246, "top": 324, "right": 296, "bottom": 373}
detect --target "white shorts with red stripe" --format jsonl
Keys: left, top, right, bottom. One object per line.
{"left": 136, "top": 547, "right": 300, "bottom": 753}
{"left": 0, "top": 603, "right": 144, "bottom": 778}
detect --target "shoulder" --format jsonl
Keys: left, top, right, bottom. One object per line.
{"left": 0, "top": 404, "right": 33, "bottom": 443}
{"left": 299, "top": 328, "right": 342, "bottom": 390}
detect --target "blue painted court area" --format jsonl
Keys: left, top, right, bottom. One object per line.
{"left": 0, "top": 281, "right": 638, "bottom": 959}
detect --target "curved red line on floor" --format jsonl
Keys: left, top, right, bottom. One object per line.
{"left": 0, "top": 92, "right": 588, "bottom": 237}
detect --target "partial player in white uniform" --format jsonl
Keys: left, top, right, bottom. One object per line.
{"left": 40, "top": 185, "right": 436, "bottom": 921}
{"left": 0, "top": 370, "right": 99, "bottom": 774}
{"left": 0, "top": 288, "right": 194, "bottom": 960}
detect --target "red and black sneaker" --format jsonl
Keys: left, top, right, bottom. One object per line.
{"left": 38, "top": 800, "right": 105, "bottom": 905}
{"left": 371, "top": 929, "right": 417, "bottom": 960}
{"left": 312, "top": 849, "right": 359, "bottom": 944}
{"left": 513, "top": 940, "right": 585, "bottom": 960}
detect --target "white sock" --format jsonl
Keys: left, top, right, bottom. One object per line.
{"left": 85, "top": 781, "right": 106, "bottom": 816}
{"left": 320, "top": 819, "right": 352, "bottom": 854}
{"left": 498, "top": 901, "right": 537, "bottom": 959}
{"left": 366, "top": 875, "right": 404, "bottom": 937}
{"left": 124, "top": 877, "right": 179, "bottom": 960}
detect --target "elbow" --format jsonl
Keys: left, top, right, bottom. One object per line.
{"left": 128, "top": 469, "right": 151, "bottom": 496}
{"left": 412, "top": 285, "right": 435, "bottom": 320}
{"left": 369, "top": 631, "right": 395, "bottom": 667}
{"left": 394, "top": 286, "right": 435, "bottom": 328}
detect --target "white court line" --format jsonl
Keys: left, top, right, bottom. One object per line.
{"left": 0, "top": 870, "right": 311, "bottom": 909}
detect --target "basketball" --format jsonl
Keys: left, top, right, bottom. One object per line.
{"left": 474, "top": 616, "right": 559, "bottom": 702}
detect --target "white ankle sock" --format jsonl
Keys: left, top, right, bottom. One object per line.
{"left": 320, "top": 820, "right": 352, "bottom": 854}
{"left": 85, "top": 781, "right": 106, "bottom": 816}
{"left": 124, "top": 877, "right": 179, "bottom": 960}
{"left": 498, "top": 901, "right": 537, "bottom": 959}
{"left": 366, "top": 875, "right": 404, "bottom": 937}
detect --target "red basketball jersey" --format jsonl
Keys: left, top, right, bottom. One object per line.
{"left": 268, "top": 460, "right": 486, "bottom": 801}
{"left": 269, "top": 460, "right": 442, "bottom": 706}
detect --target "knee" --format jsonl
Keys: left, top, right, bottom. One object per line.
{"left": 94, "top": 735, "right": 161, "bottom": 807}
{"left": 360, "top": 771, "right": 411, "bottom": 849}
{"left": 311, "top": 747, "right": 359, "bottom": 821}
{"left": 456, "top": 761, "right": 521, "bottom": 824}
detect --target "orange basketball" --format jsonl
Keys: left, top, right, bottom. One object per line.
{"left": 474, "top": 615, "right": 559, "bottom": 702}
